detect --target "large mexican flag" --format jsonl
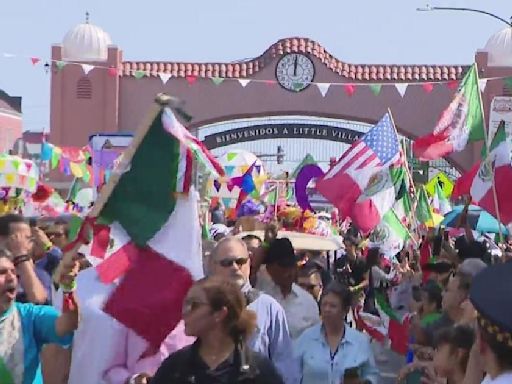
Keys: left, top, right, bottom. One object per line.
{"left": 87, "top": 96, "right": 223, "bottom": 347}
{"left": 413, "top": 65, "right": 485, "bottom": 161}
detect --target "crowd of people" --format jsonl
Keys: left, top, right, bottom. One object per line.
{"left": 1, "top": 205, "right": 512, "bottom": 384}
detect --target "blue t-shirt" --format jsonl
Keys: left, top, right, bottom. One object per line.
{"left": 14, "top": 302, "right": 73, "bottom": 384}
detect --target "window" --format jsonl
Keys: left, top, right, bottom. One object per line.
{"left": 76, "top": 77, "right": 92, "bottom": 99}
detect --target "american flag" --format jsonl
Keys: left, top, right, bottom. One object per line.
{"left": 323, "top": 113, "right": 400, "bottom": 179}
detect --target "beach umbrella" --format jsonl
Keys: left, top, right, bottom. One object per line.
{"left": 441, "top": 205, "right": 508, "bottom": 235}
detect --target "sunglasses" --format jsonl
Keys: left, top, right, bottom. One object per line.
{"left": 218, "top": 257, "right": 249, "bottom": 268}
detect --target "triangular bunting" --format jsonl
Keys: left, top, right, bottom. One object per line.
{"left": 185, "top": 76, "right": 197, "bottom": 85}
{"left": 369, "top": 84, "right": 382, "bottom": 96}
{"left": 344, "top": 84, "right": 356, "bottom": 97}
{"left": 213, "top": 179, "right": 221, "bottom": 192}
{"left": 81, "top": 64, "right": 95, "bottom": 75}
{"left": 56, "top": 61, "right": 66, "bottom": 70}
{"left": 224, "top": 165, "right": 235, "bottom": 176}
{"left": 316, "top": 83, "right": 331, "bottom": 97}
{"left": 395, "top": 83, "right": 409, "bottom": 98}
{"left": 158, "top": 73, "right": 172, "bottom": 84}
{"left": 222, "top": 197, "right": 233, "bottom": 208}
{"left": 133, "top": 70, "right": 147, "bottom": 79}
{"left": 108, "top": 67, "right": 118, "bottom": 77}
{"left": 478, "top": 78, "right": 488, "bottom": 93}
{"left": 447, "top": 80, "right": 459, "bottom": 90}
{"left": 263, "top": 80, "right": 275, "bottom": 86}
{"left": 226, "top": 152, "right": 238, "bottom": 162}
{"left": 238, "top": 79, "right": 250, "bottom": 87}
{"left": 31, "top": 57, "right": 41, "bottom": 65}
{"left": 422, "top": 83, "right": 434, "bottom": 93}
{"left": 255, "top": 165, "right": 261, "bottom": 174}
{"left": 211, "top": 77, "right": 225, "bottom": 85}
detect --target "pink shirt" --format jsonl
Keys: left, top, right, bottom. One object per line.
{"left": 103, "top": 320, "right": 195, "bottom": 384}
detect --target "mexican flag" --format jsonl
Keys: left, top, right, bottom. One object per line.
{"left": 86, "top": 97, "right": 222, "bottom": 347}
{"left": 355, "top": 292, "right": 411, "bottom": 355}
{"left": 368, "top": 209, "right": 411, "bottom": 259}
{"left": 350, "top": 166, "right": 405, "bottom": 234}
{"left": 470, "top": 124, "right": 512, "bottom": 224}
{"left": 416, "top": 186, "right": 434, "bottom": 225}
{"left": 393, "top": 173, "right": 413, "bottom": 225}
{"left": 432, "top": 182, "right": 451, "bottom": 215}
{"left": 413, "top": 65, "right": 485, "bottom": 160}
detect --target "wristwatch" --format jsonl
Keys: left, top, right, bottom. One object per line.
{"left": 128, "top": 374, "right": 142, "bottom": 384}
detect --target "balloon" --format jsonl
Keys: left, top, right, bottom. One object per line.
{"left": 294, "top": 164, "right": 325, "bottom": 212}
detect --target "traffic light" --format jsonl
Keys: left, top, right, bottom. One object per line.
{"left": 277, "top": 146, "right": 285, "bottom": 164}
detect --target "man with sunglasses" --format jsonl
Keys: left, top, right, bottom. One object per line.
{"left": 209, "top": 237, "right": 299, "bottom": 384}
{"left": 297, "top": 264, "right": 323, "bottom": 303}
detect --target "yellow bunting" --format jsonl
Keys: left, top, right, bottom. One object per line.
{"left": 5, "top": 173, "right": 15, "bottom": 185}
{"left": 240, "top": 165, "right": 249, "bottom": 174}
{"left": 0, "top": 159, "right": 5, "bottom": 171}
{"left": 70, "top": 162, "right": 84, "bottom": 178}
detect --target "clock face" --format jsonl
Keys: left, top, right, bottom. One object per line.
{"left": 276, "top": 54, "right": 315, "bottom": 92}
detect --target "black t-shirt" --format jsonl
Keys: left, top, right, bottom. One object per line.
{"left": 334, "top": 254, "right": 368, "bottom": 287}
{"left": 151, "top": 342, "right": 284, "bottom": 384}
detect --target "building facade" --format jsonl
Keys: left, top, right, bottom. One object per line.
{"left": 49, "top": 20, "right": 512, "bottom": 176}
{"left": 0, "top": 90, "right": 22, "bottom": 153}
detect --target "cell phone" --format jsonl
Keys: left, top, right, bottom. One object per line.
{"left": 343, "top": 367, "right": 360, "bottom": 379}
{"left": 404, "top": 369, "right": 424, "bottom": 384}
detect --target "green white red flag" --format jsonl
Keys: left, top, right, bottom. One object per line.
{"left": 85, "top": 99, "right": 223, "bottom": 347}
{"left": 470, "top": 125, "right": 512, "bottom": 224}
{"left": 413, "top": 65, "right": 485, "bottom": 160}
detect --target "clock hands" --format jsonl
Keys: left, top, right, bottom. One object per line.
{"left": 293, "top": 56, "right": 298, "bottom": 77}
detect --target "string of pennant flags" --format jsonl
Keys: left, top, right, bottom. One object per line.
{"left": 3, "top": 51, "right": 509, "bottom": 97}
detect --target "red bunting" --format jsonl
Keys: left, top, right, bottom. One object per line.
{"left": 422, "top": 83, "right": 434, "bottom": 93}
{"left": 263, "top": 80, "right": 275, "bottom": 86}
{"left": 108, "top": 67, "right": 118, "bottom": 77}
{"left": 447, "top": 80, "right": 459, "bottom": 90}
{"left": 186, "top": 76, "right": 197, "bottom": 85}
{"left": 31, "top": 57, "right": 41, "bottom": 65}
{"left": 344, "top": 84, "right": 356, "bottom": 97}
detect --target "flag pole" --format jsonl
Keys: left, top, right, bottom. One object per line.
{"left": 89, "top": 93, "right": 174, "bottom": 217}
{"left": 387, "top": 109, "right": 421, "bottom": 240}
{"left": 474, "top": 63, "right": 504, "bottom": 243}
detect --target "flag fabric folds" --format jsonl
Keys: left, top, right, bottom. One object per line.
{"left": 413, "top": 65, "right": 484, "bottom": 161}
{"left": 89, "top": 101, "right": 217, "bottom": 347}
{"left": 368, "top": 210, "right": 411, "bottom": 259}
{"left": 316, "top": 113, "right": 401, "bottom": 233}
{"left": 432, "top": 182, "right": 451, "bottom": 215}
{"left": 470, "top": 127, "right": 512, "bottom": 224}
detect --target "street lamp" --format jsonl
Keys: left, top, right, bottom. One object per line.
{"left": 416, "top": 5, "right": 512, "bottom": 27}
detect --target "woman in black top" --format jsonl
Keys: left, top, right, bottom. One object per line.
{"left": 150, "top": 276, "right": 284, "bottom": 384}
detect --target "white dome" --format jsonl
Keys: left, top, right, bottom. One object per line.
{"left": 483, "top": 27, "right": 512, "bottom": 67}
{"left": 62, "top": 21, "right": 113, "bottom": 62}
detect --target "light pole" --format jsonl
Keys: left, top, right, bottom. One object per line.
{"left": 417, "top": 5, "right": 512, "bottom": 27}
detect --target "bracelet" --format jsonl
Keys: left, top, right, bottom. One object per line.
{"left": 61, "top": 280, "right": 77, "bottom": 293}
{"left": 13, "top": 255, "right": 31, "bottom": 267}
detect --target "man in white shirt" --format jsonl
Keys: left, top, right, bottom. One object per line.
{"left": 468, "top": 261, "right": 512, "bottom": 383}
{"left": 256, "top": 238, "right": 319, "bottom": 339}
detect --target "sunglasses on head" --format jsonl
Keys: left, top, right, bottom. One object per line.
{"left": 218, "top": 257, "right": 249, "bottom": 268}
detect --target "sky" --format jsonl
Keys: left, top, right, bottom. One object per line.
{"left": 0, "top": 0, "right": 510, "bottom": 132}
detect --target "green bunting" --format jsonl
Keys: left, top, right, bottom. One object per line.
{"left": 211, "top": 77, "right": 224, "bottom": 85}
{"left": 133, "top": 70, "right": 146, "bottom": 79}
{"left": 369, "top": 84, "right": 382, "bottom": 96}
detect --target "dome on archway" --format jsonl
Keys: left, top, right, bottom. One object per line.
{"left": 62, "top": 14, "right": 113, "bottom": 62}
{"left": 483, "top": 27, "right": 512, "bottom": 67}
